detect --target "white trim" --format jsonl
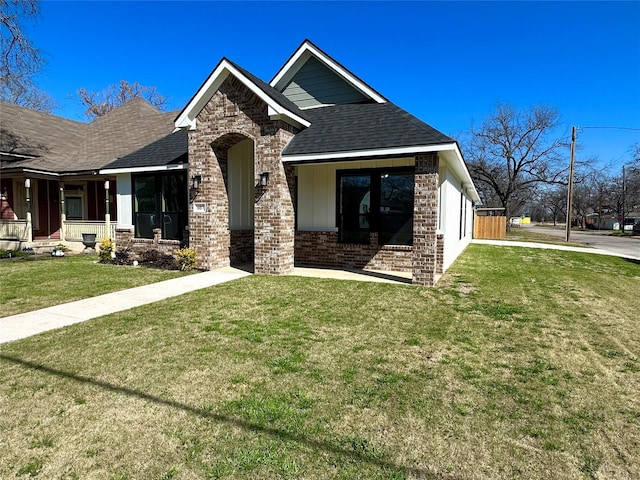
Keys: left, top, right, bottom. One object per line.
{"left": 21, "top": 168, "right": 60, "bottom": 177}
{"left": 0, "top": 151, "right": 36, "bottom": 159}
{"left": 100, "top": 164, "right": 188, "bottom": 175}
{"left": 284, "top": 141, "right": 481, "bottom": 203}
{"left": 270, "top": 41, "right": 387, "bottom": 104}
{"left": 282, "top": 143, "right": 456, "bottom": 163}
{"left": 175, "top": 59, "right": 311, "bottom": 131}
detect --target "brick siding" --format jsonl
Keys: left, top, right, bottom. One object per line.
{"left": 230, "top": 229, "right": 254, "bottom": 265}
{"left": 436, "top": 233, "right": 444, "bottom": 275}
{"left": 295, "top": 230, "right": 413, "bottom": 272}
{"left": 115, "top": 227, "right": 181, "bottom": 259}
{"left": 188, "top": 75, "right": 298, "bottom": 274}
{"left": 412, "top": 153, "right": 439, "bottom": 286}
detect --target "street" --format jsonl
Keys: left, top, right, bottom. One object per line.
{"left": 527, "top": 225, "right": 640, "bottom": 260}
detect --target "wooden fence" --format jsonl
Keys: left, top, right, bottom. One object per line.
{"left": 474, "top": 216, "right": 506, "bottom": 239}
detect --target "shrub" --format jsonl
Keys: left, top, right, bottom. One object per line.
{"left": 113, "top": 247, "right": 132, "bottom": 265}
{"left": 175, "top": 247, "right": 197, "bottom": 271}
{"left": 140, "top": 249, "right": 177, "bottom": 270}
{"left": 98, "top": 237, "right": 115, "bottom": 262}
{"left": 0, "top": 249, "right": 26, "bottom": 259}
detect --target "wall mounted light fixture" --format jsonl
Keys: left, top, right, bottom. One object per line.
{"left": 260, "top": 172, "right": 269, "bottom": 187}
{"left": 192, "top": 175, "right": 202, "bottom": 190}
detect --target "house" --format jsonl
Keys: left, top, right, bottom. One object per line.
{"left": 0, "top": 98, "right": 175, "bottom": 248}
{"left": 103, "top": 40, "right": 480, "bottom": 285}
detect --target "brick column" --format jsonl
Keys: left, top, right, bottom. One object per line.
{"left": 188, "top": 129, "right": 231, "bottom": 270}
{"left": 413, "top": 153, "right": 439, "bottom": 286}
{"left": 254, "top": 128, "right": 296, "bottom": 275}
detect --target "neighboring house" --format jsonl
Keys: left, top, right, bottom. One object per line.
{"left": 104, "top": 40, "right": 480, "bottom": 285}
{"left": 0, "top": 98, "right": 175, "bottom": 247}
{"left": 585, "top": 212, "right": 639, "bottom": 231}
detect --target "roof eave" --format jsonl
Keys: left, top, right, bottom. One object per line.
{"left": 282, "top": 143, "right": 456, "bottom": 163}
{"left": 175, "top": 59, "right": 311, "bottom": 131}
{"left": 283, "top": 141, "right": 481, "bottom": 203}
{"left": 100, "top": 163, "right": 188, "bottom": 175}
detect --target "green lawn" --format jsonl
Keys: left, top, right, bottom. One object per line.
{"left": 0, "top": 254, "right": 191, "bottom": 317}
{"left": 1, "top": 245, "right": 638, "bottom": 479}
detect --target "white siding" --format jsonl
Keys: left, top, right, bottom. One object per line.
{"left": 296, "top": 158, "right": 415, "bottom": 230}
{"left": 439, "top": 166, "right": 473, "bottom": 272}
{"left": 228, "top": 139, "right": 254, "bottom": 229}
{"left": 116, "top": 173, "right": 133, "bottom": 228}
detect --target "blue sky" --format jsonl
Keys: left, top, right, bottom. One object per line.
{"left": 29, "top": 1, "right": 640, "bottom": 169}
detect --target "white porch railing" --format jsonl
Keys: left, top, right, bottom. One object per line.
{"left": 0, "top": 220, "right": 30, "bottom": 241}
{"left": 63, "top": 221, "right": 117, "bottom": 241}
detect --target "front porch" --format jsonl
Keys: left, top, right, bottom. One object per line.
{"left": 1, "top": 175, "right": 117, "bottom": 249}
{"left": 0, "top": 219, "right": 117, "bottom": 250}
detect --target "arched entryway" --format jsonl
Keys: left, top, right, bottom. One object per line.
{"left": 189, "top": 132, "right": 256, "bottom": 270}
{"left": 227, "top": 138, "right": 255, "bottom": 266}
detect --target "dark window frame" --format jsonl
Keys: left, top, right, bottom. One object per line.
{"left": 132, "top": 171, "right": 188, "bottom": 241}
{"left": 336, "top": 166, "right": 414, "bottom": 246}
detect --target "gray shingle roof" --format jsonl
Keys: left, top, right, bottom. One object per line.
{"left": 223, "top": 59, "right": 312, "bottom": 124}
{"left": 103, "top": 129, "right": 188, "bottom": 170}
{"left": 282, "top": 102, "right": 455, "bottom": 157}
{"left": 0, "top": 102, "right": 87, "bottom": 172}
{"left": 71, "top": 98, "right": 178, "bottom": 172}
{"left": 1, "top": 98, "right": 176, "bottom": 174}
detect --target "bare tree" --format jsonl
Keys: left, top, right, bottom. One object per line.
{"left": 0, "top": 0, "right": 55, "bottom": 111}
{"left": 537, "top": 185, "right": 567, "bottom": 226}
{"left": 78, "top": 80, "right": 168, "bottom": 119}
{"left": 624, "top": 144, "right": 640, "bottom": 213}
{"left": 465, "top": 103, "right": 568, "bottom": 229}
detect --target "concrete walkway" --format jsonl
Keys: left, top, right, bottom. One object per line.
{"left": 3, "top": 240, "right": 635, "bottom": 345}
{"left": 472, "top": 238, "right": 640, "bottom": 261}
{"left": 0, "top": 267, "right": 250, "bottom": 345}
{"left": 0, "top": 265, "right": 414, "bottom": 345}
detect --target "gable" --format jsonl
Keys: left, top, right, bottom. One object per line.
{"left": 271, "top": 40, "right": 387, "bottom": 106}
{"left": 174, "top": 58, "right": 310, "bottom": 131}
{"left": 281, "top": 57, "right": 370, "bottom": 108}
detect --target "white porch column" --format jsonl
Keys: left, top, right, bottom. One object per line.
{"left": 25, "top": 178, "right": 33, "bottom": 242}
{"left": 59, "top": 185, "right": 66, "bottom": 241}
{"left": 104, "top": 180, "right": 111, "bottom": 239}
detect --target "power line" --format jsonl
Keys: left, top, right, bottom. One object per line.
{"left": 578, "top": 126, "right": 640, "bottom": 131}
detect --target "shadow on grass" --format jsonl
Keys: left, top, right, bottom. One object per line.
{"left": 0, "top": 354, "right": 462, "bottom": 480}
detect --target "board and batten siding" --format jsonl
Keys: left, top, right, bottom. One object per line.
{"left": 228, "top": 139, "right": 254, "bottom": 230}
{"left": 295, "top": 158, "right": 415, "bottom": 231}
{"left": 282, "top": 57, "right": 369, "bottom": 109}
{"left": 439, "top": 167, "right": 473, "bottom": 272}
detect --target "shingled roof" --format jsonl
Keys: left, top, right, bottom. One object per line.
{"left": 102, "top": 129, "right": 188, "bottom": 171}
{"left": 225, "top": 59, "right": 311, "bottom": 125}
{"left": 0, "top": 98, "right": 176, "bottom": 175}
{"left": 0, "top": 102, "right": 87, "bottom": 173}
{"left": 70, "top": 98, "right": 177, "bottom": 172}
{"left": 282, "top": 102, "right": 455, "bottom": 157}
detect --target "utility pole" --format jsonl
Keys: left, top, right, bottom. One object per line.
{"left": 565, "top": 126, "right": 576, "bottom": 242}
{"left": 621, "top": 165, "right": 626, "bottom": 233}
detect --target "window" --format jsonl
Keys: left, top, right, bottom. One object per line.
{"left": 337, "top": 168, "right": 414, "bottom": 245}
{"left": 65, "top": 196, "right": 83, "bottom": 219}
{"left": 133, "top": 172, "right": 187, "bottom": 240}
